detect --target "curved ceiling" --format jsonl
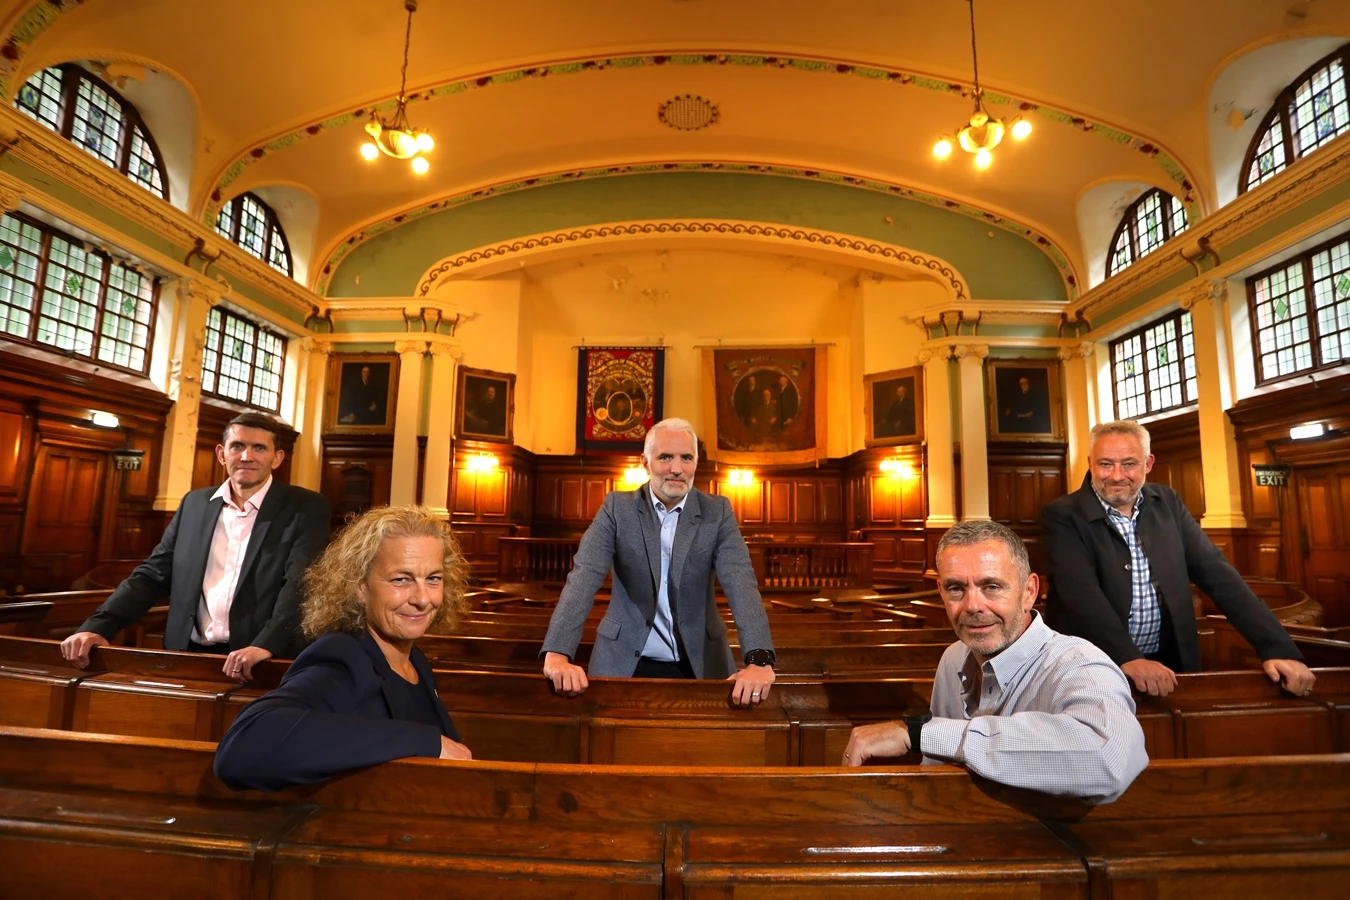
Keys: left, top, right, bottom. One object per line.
{"left": 3, "top": 0, "right": 1348, "bottom": 295}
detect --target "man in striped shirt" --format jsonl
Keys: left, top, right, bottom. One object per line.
{"left": 841, "top": 520, "right": 1148, "bottom": 803}
{"left": 1042, "top": 421, "right": 1312, "bottom": 698}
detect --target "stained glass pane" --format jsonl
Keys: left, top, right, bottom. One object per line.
{"left": 1310, "top": 238, "right": 1350, "bottom": 366}
{"left": 0, "top": 214, "right": 43, "bottom": 340}
{"left": 1253, "top": 259, "right": 1313, "bottom": 380}
{"left": 236, "top": 195, "right": 269, "bottom": 261}
{"left": 35, "top": 233, "right": 103, "bottom": 358}
{"left": 69, "top": 76, "right": 124, "bottom": 170}
{"left": 266, "top": 224, "right": 291, "bottom": 276}
{"left": 199, "top": 306, "right": 286, "bottom": 412}
{"left": 1111, "top": 310, "right": 1198, "bottom": 418}
{"left": 97, "top": 262, "right": 154, "bottom": 372}
{"left": 15, "top": 67, "right": 63, "bottom": 131}
{"left": 1107, "top": 188, "right": 1186, "bottom": 278}
{"left": 127, "top": 126, "right": 166, "bottom": 199}
{"left": 1291, "top": 57, "right": 1350, "bottom": 157}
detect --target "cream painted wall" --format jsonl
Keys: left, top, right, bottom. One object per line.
{"left": 514, "top": 248, "right": 867, "bottom": 457}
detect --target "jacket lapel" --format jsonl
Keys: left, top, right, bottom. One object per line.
{"left": 359, "top": 632, "right": 405, "bottom": 720}
{"left": 669, "top": 488, "right": 703, "bottom": 594}
{"left": 234, "top": 483, "right": 286, "bottom": 593}
{"left": 412, "top": 647, "right": 455, "bottom": 738}
{"left": 636, "top": 487, "right": 663, "bottom": 600}
{"left": 187, "top": 493, "right": 226, "bottom": 604}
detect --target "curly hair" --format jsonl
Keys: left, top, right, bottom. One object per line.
{"left": 301, "top": 505, "right": 469, "bottom": 640}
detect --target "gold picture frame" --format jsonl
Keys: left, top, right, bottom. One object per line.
{"left": 325, "top": 353, "right": 399, "bottom": 434}
{"left": 864, "top": 366, "right": 924, "bottom": 447}
{"left": 986, "top": 358, "right": 1064, "bottom": 441}
{"left": 455, "top": 366, "right": 516, "bottom": 443}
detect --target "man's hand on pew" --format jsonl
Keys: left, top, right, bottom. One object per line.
{"left": 543, "top": 651, "right": 589, "bottom": 697}
{"left": 438, "top": 736, "right": 473, "bottom": 760}
{"left": 60, "top": 631, "right": 109, "bottom": 668}
{"left": 1120, "top": 659, "right": 1178, "bottom": 697}
{"left": 1263, "top": 658, "right": 1316, "bottom": 696}
{"left": 728, "top": 664, "right": 774, "bottom": 707}
{"left": 223, "top": 646, "right": 273, "bottom": 683}
{"left": 841, "top": 721, "right": 910, "bottom": 766}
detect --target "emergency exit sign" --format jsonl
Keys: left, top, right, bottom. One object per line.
{"left": 1252, "top": 464, "right": 1289, "bottom": 487}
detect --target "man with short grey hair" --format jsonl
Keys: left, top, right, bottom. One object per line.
{"left": 1043, "top": 419, "right": 1311, "bottom": 698}
{"left": 541, "top": 417, "right": 776, "bottom": 707}
{"left": 843, "top": 520, "right": 1148, "bottom": 804}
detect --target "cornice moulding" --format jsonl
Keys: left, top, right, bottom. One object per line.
{"left": 0, "top": 107, "right": 320, "bottom": 319}
{"left": 1072, "top": 133, "right": 1350, "bottom": 322}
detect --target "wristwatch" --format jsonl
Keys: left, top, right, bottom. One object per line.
{"left": 743, "top": 648, "right": 776, "bottom": 669}
{"left": 904, "top": 710, "right": 932, "bottom": 753}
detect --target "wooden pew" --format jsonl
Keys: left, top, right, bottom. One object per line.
{"left": 1, "top": 726, "right": 1348, "bottom": 898}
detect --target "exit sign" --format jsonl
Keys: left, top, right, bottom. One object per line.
{"left": 1252, "top": 464, "right": 1290, "bottom": 487}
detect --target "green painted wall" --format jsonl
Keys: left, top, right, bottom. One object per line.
{"left": 329, "top": 172, "right": 1067, "bottom": 302}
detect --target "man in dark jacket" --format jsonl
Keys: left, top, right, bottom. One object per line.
{"left": 1042, "top": 420, "right": 1313, "bottom": 698}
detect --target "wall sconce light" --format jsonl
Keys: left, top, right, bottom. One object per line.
{"left": 620, "top": 465, "right": 648, "bottom": 488}
{"left": 91, "top": 411, "right": 120, "bottom": 428}
{"left": 726, "top": 469, "right": 755, "bottom": 487}
{"left": 1289, "top": 423, "right": 1325, "bottom": 440}
{"left": 879, "top": 458, "right": 914, "bottom": 479}
{"left": 466, "top": 452, "right": 499, "bottom": 473}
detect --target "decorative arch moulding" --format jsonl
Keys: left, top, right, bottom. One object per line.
{"left": 190, "top": 48, "right": 1203, "bottom": 222}
{"left": 411, "top": 219, "right": 971, "bottom": 301}
{"left": 312, "top": 160, "right": 1077, "bottom": 298}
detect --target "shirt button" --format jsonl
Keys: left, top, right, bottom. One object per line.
{"left": 1125, "top": 564, "right": 1131, "bottom": 570}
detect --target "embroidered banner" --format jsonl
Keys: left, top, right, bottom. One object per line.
{"left": 702, "top": 345, "right": 828, "bottom": 465}
{"left": 576, "top": 347, "right": 665, "bottom": 452}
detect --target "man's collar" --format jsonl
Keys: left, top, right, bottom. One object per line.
{"left": 965, "top": 611, "right": 1052, "bottom": 686}
{"left": 212, "top": 474, "right": 274, "bottom": 511}
{"left": 647, "top": 482, "right": 689, "bottom": 515}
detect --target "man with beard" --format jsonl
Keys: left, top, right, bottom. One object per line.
{"left": 541, "top": 418, "right": 775, "bottom": 707}
{"left": 1042, "top": 420, "right": 1312, "bottom": 699}
{"left": 842, "top": 520, "right": 1147, "bottom": 804}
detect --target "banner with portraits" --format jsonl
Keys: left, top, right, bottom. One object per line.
{"left": 576, "top": 347, "right": 665, "bottom": 452}
{"left": 701, "top": 345, "right": 828, "bottom": 465}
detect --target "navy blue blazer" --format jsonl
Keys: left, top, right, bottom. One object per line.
{"left": 213, "top": 631, "right": 459, "bottom": 791}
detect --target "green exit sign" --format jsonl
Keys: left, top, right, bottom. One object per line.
{"left": 1253, "top": 464, "right": 1289, "bottom": 487}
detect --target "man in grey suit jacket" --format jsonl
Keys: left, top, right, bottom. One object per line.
{"left": 541, "top": 418, "right": 776, "bottom": 707}
{"left": 61, "top": 412, "right": 330, "bottom": 682}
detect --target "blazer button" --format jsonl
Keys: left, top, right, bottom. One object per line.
{"left": 634, "top": 651, "right": 641, "bottom": 657}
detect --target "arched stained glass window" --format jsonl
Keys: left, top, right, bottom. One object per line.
{"left": 14, "top": 64, "right": 168, "bottom": 200}
{"left": 1105, "top": 188, "right": 1189, "bottom": 279}
{"left": 1241, "top": 44, "right": 1350, "bottom": 193}
{"left": 214, "top": 193, "right": 293, "bottom": 279}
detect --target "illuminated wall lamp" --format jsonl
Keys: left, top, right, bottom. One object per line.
{"left": 465, "top": 452, "right": 499, "bottom": 473}
{"left": 91, "top": 411, "right": 120, "bottom": 428}
{"left": 726, "top": 469, "right": 755, "bottom": 487}
{"left": 621, "top": 465, "right": 648, "bottom": 488}
{"left": 879, "top": 458, "right": 914, "bottom": 479}
{"left": 1289, "top": 423, "right": 1326, "bottom": 440}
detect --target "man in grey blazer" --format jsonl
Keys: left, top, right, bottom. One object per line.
{"left": 541, "top": 418, "right": 776, "bottom": 707}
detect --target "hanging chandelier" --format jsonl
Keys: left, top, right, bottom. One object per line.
{"left": 360, "top": 0, "right": 434, "bottom": 174}
{"left": 933, "top": 0, "right": 1031, "bottom": 169}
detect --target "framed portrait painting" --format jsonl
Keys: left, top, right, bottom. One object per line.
{"left": 864, "top": 366, "right": 924, "bottom": 447}
{"left": 456, "top": 366, "right": 516, "bottom": 443}
{"left": 326, "top": 353, "right": 399, "bottom": 434}
{"left": 987, "top": 358, "right": 1064, "bottom": 441}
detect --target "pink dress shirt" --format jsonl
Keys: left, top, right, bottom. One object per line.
{"left": 193, "top": 476, "right": 273, "bottom": 645}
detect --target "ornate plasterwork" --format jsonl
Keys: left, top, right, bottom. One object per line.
{"left": 1073, "top": 134, "right": 1350, "bottom": 323}
{"left": 412, "top": 219, "right": 971, "bottom": 301}
{"left": 312, "top": 161, "right": 1077, "bottom": 298}
{"left": 0, "top": 0, "right": 83, "bottom": 100}
{"left": 0, "top": 106, "right": 320, "bottom": 319}
{"left": 200, "top": 49, "right": 1202, "bottom": 223}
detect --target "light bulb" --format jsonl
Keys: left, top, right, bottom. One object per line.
{"left": 1011, "top": 118, "right": 1032, "bottom": 140}
{"left": 359, "top": 142, "right": 379, "bottom": 160}
{"left": 416, "top": 132, "right": 434, "bottom": 152}
{"left": 411, "top": 155, "right": 430, "bottom": 174}
{"left": 933, "top": 137, "right": 953, "bottom": 159}
{"left": 389, "top": 129, "right": 418, "bottom": 157}
{"left": 975, "top": 148, "right": 993, "bottom": 169}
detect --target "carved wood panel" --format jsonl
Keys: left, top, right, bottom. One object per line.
{"left": 21, "top": 445, "right": 107, "bottom": 589}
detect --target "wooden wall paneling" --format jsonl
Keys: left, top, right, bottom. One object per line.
{"left": 321, "top": 434, "right": 395, "bottom": 529}
{"left": 767, "top": 481, "right": 792, "bottom": 524}
{"left": 820, "top": 480, "right": 842, "bottom": 524}
{"left": 21, "top": 445, "right": 106, "bottom": 589}
{"left": 793, "top": 482, "right": 817, "bottom": 525}
{"left": 0, "top": 403, "right": 32, "bottom": 505}
{"left": 1148, "top": 412, "right": 1205, "bottom": 518}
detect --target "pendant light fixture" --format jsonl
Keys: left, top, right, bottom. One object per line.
{"left": 933, "top": 0, "right": 1031, "bottom": 169}
{"left": 360, "top": 0, "right": 434, "bottom": 174}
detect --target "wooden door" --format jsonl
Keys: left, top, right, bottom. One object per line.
{"left": 1297, "top": 464, "right": 1350, "bottom": 626}
{"left": 21, "top": 445, "right": 108, "bottom": 588}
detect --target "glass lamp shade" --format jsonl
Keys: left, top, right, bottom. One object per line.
{"left": 958, "top": 118, "right": 1005, "bottom": 153}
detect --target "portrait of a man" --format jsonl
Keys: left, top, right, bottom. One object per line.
{"left": 864, "top": 368, "right": 924, "bottom": 447}
{"left": 328, "top": 355, "right": 398, "bottom": 433}
{"left": 456, "top": 367, "right": 515, "bottom": 442}
{"left": 706, "top": 346, "right": 823, "bottom": 464}
{"left": 987, "top": 360, "right": 1062, "bottom": 441}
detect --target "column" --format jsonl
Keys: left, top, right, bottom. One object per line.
{"left": 390, "top": 340, "right": 427, "bottom": 505}
{"left": 291, "top": 338, "right": 330, "bottom": 492}
{"left": 955, "top": 343, "right": 990, "bottom": 520}
{"left": 155, "top": 278, "right": 219, "bottom": 510}
{"left": 1059, "top": 342, "right": 1095, "bottom": 490}
{"left": 421, "top": 341, "right": 461, "bottom": 518}
{"left": 919, "top": 345, "right": 956, "bottom": 528}
{"left": 1187, "top": 281, "right": 1247, "bottom": 529}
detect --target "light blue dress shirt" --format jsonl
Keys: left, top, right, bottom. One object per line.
{"left": 641, "top": 484, "right": 687, "bottom": 661}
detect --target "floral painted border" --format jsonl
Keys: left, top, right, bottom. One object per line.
{"left": 201, "top": 50, "right": 1202, "bottom": 225}
{"left": 312, "top": 161, "right": 1079, "bottom": 299}
{"left": 0, "top": 0, "right": 85, "bottom": 99}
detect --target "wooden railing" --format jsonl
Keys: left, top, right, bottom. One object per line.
{"left": 497, "top": 537, "right": 580, "bottom": 586}
{"left": 747, "top": 542, "right": 873, "bottom": 591}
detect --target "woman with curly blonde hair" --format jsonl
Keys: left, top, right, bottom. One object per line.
{"left": 215, "top": 506, "right": 473, "bottom": 791}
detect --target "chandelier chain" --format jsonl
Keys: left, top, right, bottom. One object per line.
{"left": 398, "top": 1, "right": 415, "bottom": 102}
{"left": 967, "top": 0, "right": 981, "bottom": 98}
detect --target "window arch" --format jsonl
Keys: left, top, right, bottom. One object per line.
{"left": 1105, "top": 188, "right": 1189, "bottom": 278}
{"left": 14, "top": 64, "right": 168, "bottom": 201}
{"left": 214, "top": 193, "right": 293, "bottom": 278}
{"left": 1241, "top": 44, "right": 1350, "bottom": 193}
